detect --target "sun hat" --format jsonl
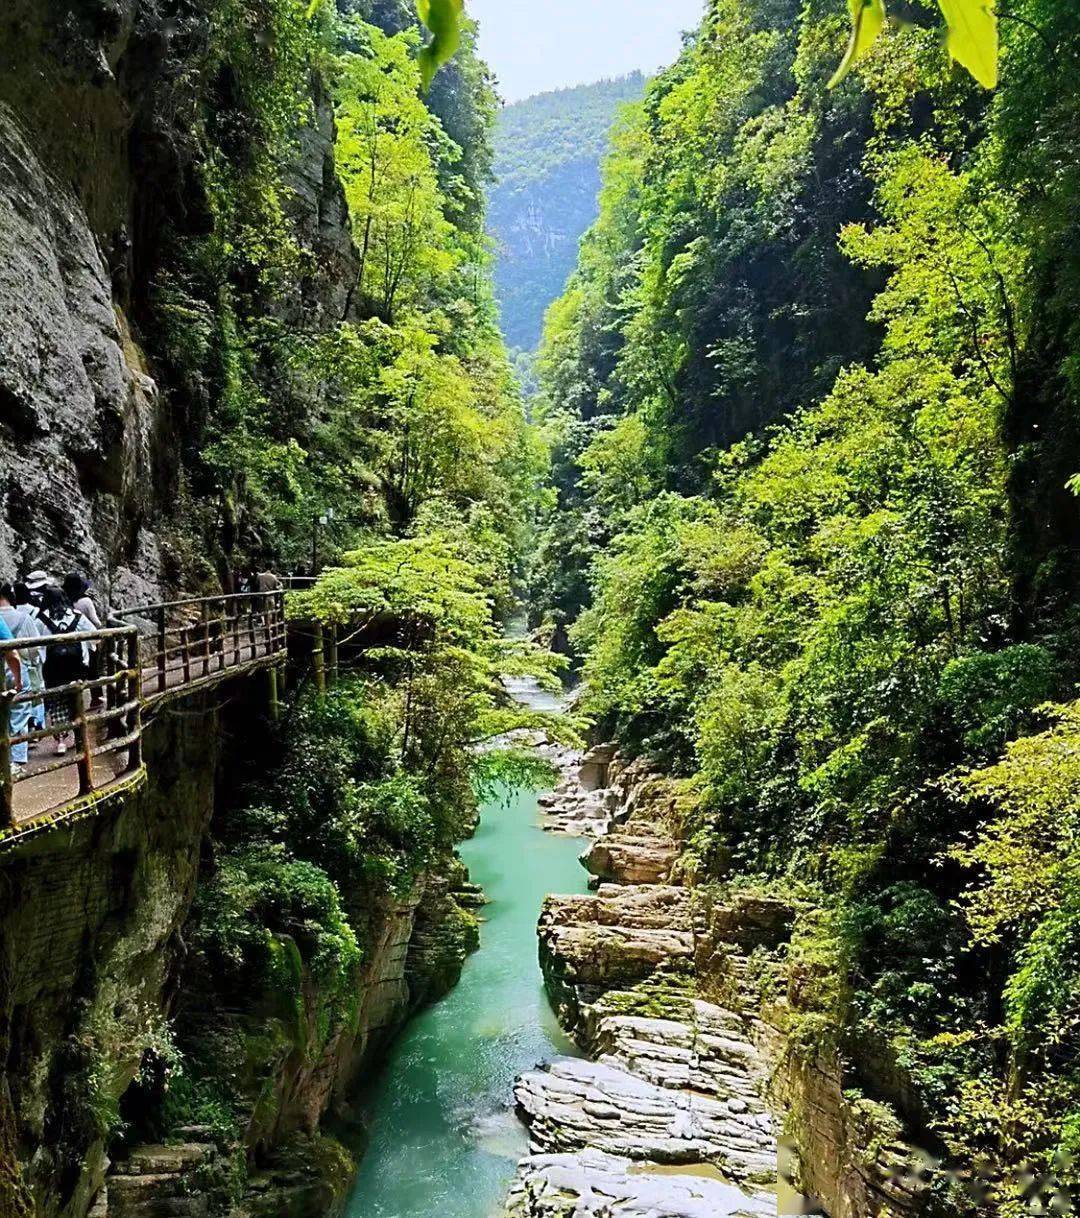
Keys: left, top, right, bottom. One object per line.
{"left": 25, "top": 570, "right": 51, "bottom": 590}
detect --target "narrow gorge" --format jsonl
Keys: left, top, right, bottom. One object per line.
{"left": 2, "top": 1, "right": 1080, "bottom": 1218}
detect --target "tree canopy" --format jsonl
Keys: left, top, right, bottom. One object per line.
{"left": 529, "top": 0, "right": 1080, "bottom": 1202}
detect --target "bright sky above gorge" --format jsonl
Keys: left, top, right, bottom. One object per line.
{"left": 467, "top": 0, "right": 707, "bottom": 101}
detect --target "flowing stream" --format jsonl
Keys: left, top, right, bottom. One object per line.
{"left": 344, "top": 678, "right": 585, "bottom": 1218}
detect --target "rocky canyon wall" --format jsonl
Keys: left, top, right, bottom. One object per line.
{"left": 0, "top": 669, "right": 481, "bottom": 1218}
{"left": 519, "top": 749, "right": 941, "bottom": 1218}
{"left": 0, "top": 0, "right": 197, "bottom": 596}
{"left": 0, "top": 0, "right": 358, "bottom": 597}
{"left": 0, "top": 686, "right": 223, "bottom": 1218}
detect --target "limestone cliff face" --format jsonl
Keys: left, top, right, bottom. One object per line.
{"left": 0, "top": 98, "right": 163, "bottom": 602}
{"left": 0, "top": 0, "right": 358, "bottom": 596}
{"left": 0, "top": 0, "right": 200, "bottom": 595}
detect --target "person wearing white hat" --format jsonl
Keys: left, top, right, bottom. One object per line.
{"left": 24, "top": 570, "right": 54, "bottom": 610}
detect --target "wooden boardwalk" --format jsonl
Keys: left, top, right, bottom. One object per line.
{"left": 0, "top": 591, "right": 288, "bottom": 838}
{"left": 15, "top": 724, "right": 132, "bottom": 821}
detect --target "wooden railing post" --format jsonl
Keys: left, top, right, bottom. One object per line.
{"left": 313, "top": 623, "right": 326, "bottom": 694}
{"left": 72, "top": 687, "right": 94, "bottom": 797}
{"left": 248, "top": 599, "right": 257, "bottom": 661}
{"left": 128, "top": 629, "right": 143, "bottom": 773}
{"left": 180, "top": 626, "right": 191, "bottom": 685}
{"left": 231, "top": 596, "right": 241, "bottom": 667}
{"left": 201, "top": 602, "right": 211, "bottom": 678}
{"left": 105, "top": 636, "right": 119, "bottom": 716}
{"left": 328, "top": 623, "right": 339, "bottom": 686}
{"left": 0, "top": 689, "right": 13, "bottom": 827}
{"left": 104, "top": 638, "right": 119, "bottom": 736}
{"left": 156, "top": 606, "right": 167, "bottom": 694}
{"left": 218, "top": 603, "right": 227, "bottom": 672}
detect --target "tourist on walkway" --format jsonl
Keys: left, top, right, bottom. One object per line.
{"left": 63, "top": 574, "right": 103, "bottom": 706}
{"left": 24, "top": 569, "right": 56, "bottom": 609}
{"left": 0, "top": 585, "right": 41, "bottom": 770}
{"left": 13, "top": 583, "right": 48, "bottom": 733}
{"left": 37, "top": 587, "right": 91, "bottom": 757}
{"left": 62, "top": 573, "right": 103, "bottom": 628}
{"left": 0, "top": 617, "right": 25, "bottom": 776}
{"left": 254, "top": 570, "right": 283, "bottom": 593}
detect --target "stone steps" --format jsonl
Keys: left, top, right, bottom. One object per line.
{"left": 123, "top": 1144, "right": 212, "bottom": 1176}
{"left": 105, "top": 1143, "right": 215, "bottom": 1218}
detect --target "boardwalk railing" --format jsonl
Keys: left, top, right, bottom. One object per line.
{"left": 0, "top": 626, "right": 144, "bottom": 828}
{"left": 114, "top": 591, "right": 287, "bottom": 702}
{"left": 0, "top": 591, "right": 288, "bottom": 833}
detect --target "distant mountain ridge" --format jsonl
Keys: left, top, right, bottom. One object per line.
{"left": 488, "top": 73, "right": 646, "bottom": 353}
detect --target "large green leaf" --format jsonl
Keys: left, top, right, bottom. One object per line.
{"left": 829, "top": 0, "right": 887, "bottom": 88}
{"left": 416, "top": 0, "right": 465, "bottom": 91}
{"left": 937, "top": 0, "right": 998, "bottom": 89}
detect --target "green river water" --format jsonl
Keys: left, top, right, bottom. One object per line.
{"left": 345, "top": 682, "right": 586, "bottom": 1218}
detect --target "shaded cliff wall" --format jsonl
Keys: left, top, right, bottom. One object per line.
{"left": 0, "top": 0, "right": 359, "bottom": 596}
{"left": 174, "top": 863, "right": 478, "bottom": 1166}
{"left": 0, "top": 667, "right": 482, "bottom": 1218}
{"left": 0, "top": 691, "right": 223, "bottom": 1218}
{"left": 0, "top": 0, "right": 203, "bottom": 596}
{"left": 0, "top": 96, "right": 165, "bottom": 603}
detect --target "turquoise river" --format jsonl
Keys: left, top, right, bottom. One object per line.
{"left": 345, "top": 684, "right": 587, "bottom": 1218}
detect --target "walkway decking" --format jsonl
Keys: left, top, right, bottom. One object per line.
{"left": 0, "top": 591, "right": 288, "bottom": 839}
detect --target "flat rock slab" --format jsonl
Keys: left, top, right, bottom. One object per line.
{"left": 583, "top": 836, "right": 680, "bottom": 885}
{"left": 595, "top": 1003, "right": 771, "bottom": 1111}
{"left": 507, "top": 1149, "right": 774, "bottom": 1218}
{"left": 542, "top": 885, "right": 698, "bottom": 931}
{"left": 515, "top": 1056, "right": 776, "bottom": 1184}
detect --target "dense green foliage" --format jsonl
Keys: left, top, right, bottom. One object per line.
{"left": 133, "top": 677, "right": 449, "bottom": 1169}
{"left": 119, "top": 0, "right": 563, "bottom": 1185}
{"left": 149, "top": 0, "right": 535, "bottom": 587}
{"left": 488, "top": 74, "right": 646, "bottom": 352}
{"left": 289, "top": 524, "right": 575, "bottom": 771}
{"left": 534, "top": 0, "right": 1080, "bottom": 1202}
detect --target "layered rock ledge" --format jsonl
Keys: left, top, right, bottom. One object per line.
{"left": 505, "top": 1149, "right": 773, "bottom": 1218}
{"left": 516, "top": 737, "right": 948, "bottom": 1218}
{"left": 507, "top": 748, "right": 782, "bottom": 1218}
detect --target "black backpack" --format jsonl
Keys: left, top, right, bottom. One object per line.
{"left": 39, "top": 609, "right": 86, "bottom": 667}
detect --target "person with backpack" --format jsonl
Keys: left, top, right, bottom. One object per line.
{"left": 63, "top": 573, "right": 104, "bottom": 707}
{"left": 24, "top": 569, "right": 56, "bottom": 610}
{"left": 37, "top": 586, "right": 92, "bottom": 757}
{"left": 62, "top": 573, "right": 102, "bottom": 628}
